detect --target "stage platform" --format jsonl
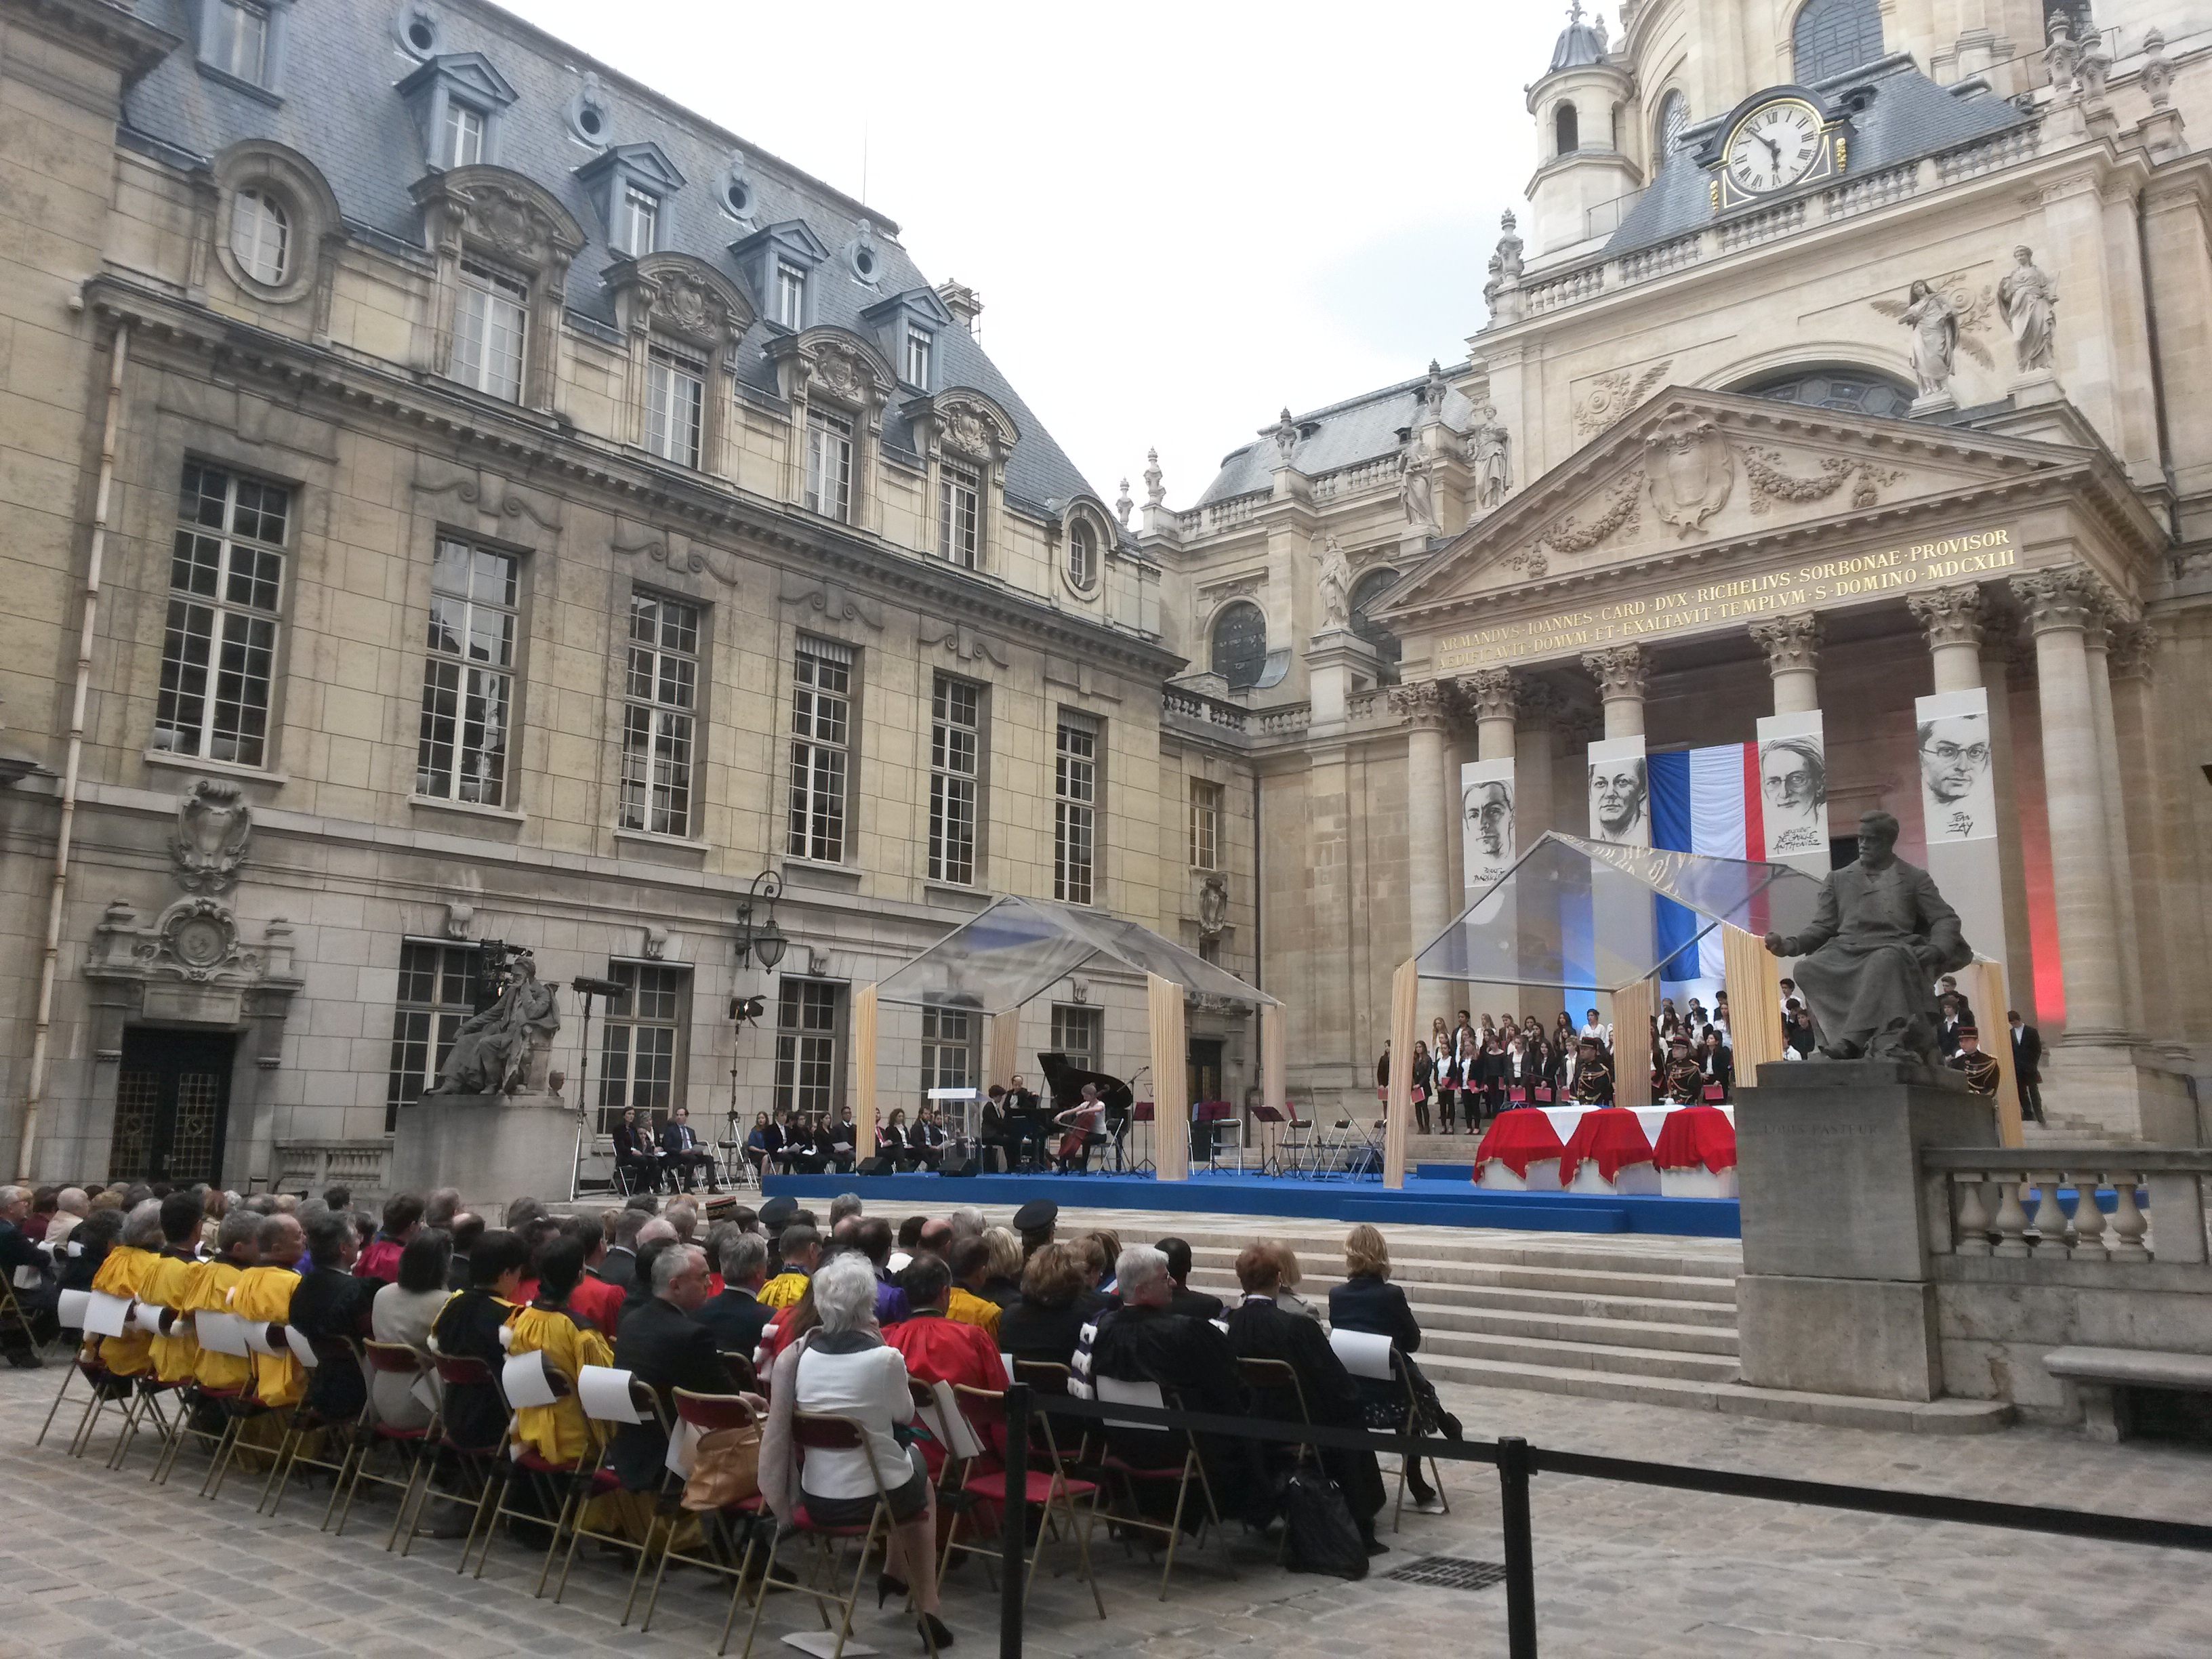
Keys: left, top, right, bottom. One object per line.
{"left": 758, "top": 1167, "right": 1740, "bottom": 1238}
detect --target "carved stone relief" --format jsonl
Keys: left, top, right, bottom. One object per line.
{"left": 1197, "top": 873, "right": 1229, "bottom": 939}
{"left": 613, "top": 521, "right": 741, "bottom": 586}
{"left": 1574, "top": 361, "right": 1671, "bottom": 436}
{"left": 918, "top": 617, "right": 1009, "bottom": 666}
{"left": 780, "top": 573, "right": 884, "bottom": 631}
{"left": 1743, "top": 448, "right": 1905, "bottom": 515}
{"left": 1643, "top": 413, "right": 1734, "bottom": 537}
{"left": 170, "top": 779, "right": 251, "bottom": 895}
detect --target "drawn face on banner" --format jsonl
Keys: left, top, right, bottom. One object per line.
{"left": 1464, "top": 780, "right": 1513, "bottom": 861}
{"left": 1759, "top": 737, "right": 1827, "bottom": 855}
{"left": 1588, "top": 759, "right": 1648, "bottom": 844}
{"left": 1919, "top": 712, "right": 1996, "bottom": 841}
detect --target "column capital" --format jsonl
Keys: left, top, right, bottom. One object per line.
{"left": 2106, "top": 619, "right": 2158, "bottom": 681}
{"left": 1387, "top": 680, "right": 1452, "bottom": 730}
{"left": 2011, "top": 567, "right": 2108, "bottom": 636}
{"left": 1456, "top": 667, "right": 1518, "bottom": 723}
{"left": 1747, "top": 611, "right": 1824, "bottom": 674}
{"left": 1580, "top": 644, "right": 1648, "bottom": 701}
{"left": 1906, "top": 581, "right": 1990, "bottom": 652}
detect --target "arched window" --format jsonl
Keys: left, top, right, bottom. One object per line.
{"left": 1210, "top": 602, "right": 1268, "bottom": 691}
{"left": 1066, "top": 520, "right": 1099, "bottom": 591}
{"left": 1791, "top": 0, "right": 1884, "bottom": 83}
{"left": 1655, "top": 90, "right": 1689, "bottom": 158}
{"left": 231, "top": 188, "right": 290, "bottom": 286}
{"left": 1349, "top": 567, "right": 1402, "bottom": 665}
{"left": 1554, "top": 102, "right": 1580, "bottom": 157}
{"left": 1734, "top": 365, "right": 1915, "bottom": 419}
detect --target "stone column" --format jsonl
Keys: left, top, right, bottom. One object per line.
{"left": 1907, "top": 583, "right": 1987, "bottom": 694}
{"left": 2082, "top": 609, "right": 2145, "bottom": 1038}
{"left": 1515, "top": 683, "right": 1566, "bottom": 854}
{"left": 1748, "top": 613, "right": 1822, "bottom": 714}
{"left": 1580, "top": 645, "right": 1648, "bottom": 739}
{"left": 1463, "top": 668, "right": 1517, "bottom": 762}
{"left": 2011, "top": 569, "right": 2125, "bottom": 1044}
{"left": 2106, "top": 623, "right": 2175, "bottom": 1052}
{"left": 1979, "top": 634, "right": 2040, "bottom": 1017}
{"left": 1392, "top": 682, "right": 1453, "bottom": 961}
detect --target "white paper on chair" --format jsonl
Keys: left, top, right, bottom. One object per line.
{"left": 578, "top": 1364, "right": 644, "bottom": 1424}
{"left": 241, "top": 1319, "right": 281, "bottom": 1357}
{"left": 284, "top": 1325, "right": 319, "bottom": 1368}
{"left": 56, "top": 1288, "right": 91, "bottom": 1330}
{"left": 409, "top": 1370, "right": 441, "bottom": 1413}
{"left": 922, "top": 1380, "right": 985, "bottom": 1460}
{"left": 130, "top": 1300, "right": 168, "bottom": 1335}
{"left": 665, "top": 1416, "right": 703, "bottom": 1477}
{"left": 194, "top": 1310, "right": 249, "bottom": 1356}
{"left": 1328, "top": 1327, "right": 1395, "bottom": 1381}
{"left": 503, "top": 1350, "right": 560, "bottom": 1409}
{"left": 84, "top": 1290, "right": 131, "bottom": 1338}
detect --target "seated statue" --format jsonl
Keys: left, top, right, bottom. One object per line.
{"left": 424, "top": 953, "right": 560, "bottom": 1096}
{"left": 1763, "top": 810, "right": 1971, "bottom": 1065}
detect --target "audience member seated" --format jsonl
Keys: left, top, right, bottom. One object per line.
{"left": 943, "top": 1238, "right": 1002, "bottom": 1340}
{"left": 759, "top": 1224, "right": 821, "bottom": 1308}
{"left": 288, "top": 1209, "right": 376, "bottom": 1422}
{"left": 1261, "top": 1241, "right": 1322, "bottom": 1322}
{"left": 1326, "top": 1223, "right": 1449, "bottom": 1513}
{"left": 87, "top": 1200, "right": 163, "bottom": 1379}
{"left": 592, "top": 1204, "right": 649, "bottom": 1296}
{"left": 370, "top": 1231, "right": 451, "bottom": 1430}
{"left": 884, "top": 1253, "right": 1008, "bottom": 1475}
{"left": 1225, "top": 1242, "right": 1387, "bottom": 1552}
{"left": 428, "top": 1229, "right": 529, "bottom": 1450}
{"left": 609, "top": 1241, "right": 729, "bottom": 1492}
{"left": 182, "top": 1210, "right": 259, "bottom": 1392}
{"left": 234, "top": 1215, "right": 309, "bottom": 1410}
{"left": 978, "top": 1229, "right": 1025, "bottom": 1309}
{"left": 996, "top": 1242, "right": 1105, "bottom": 1367}
{"left": 506, "top": 1237, "right": 614, "bottom": 1465}
{"left": 695, "top": 1231, "right": 774, "bottom": 1358}
{"left": 143, "top": 1190, "right": 207, "bottom": 1385}
{"left": 354, "top": 1191, "right": 423, "bottom": 1284}
{"left": 557, "top": 1214, "right": 626, "bottom": 1335}
{"left": 1155, "top": 1237, "right": 1223, "bottom": 1322}
{"left": 855, "top": 1218, "right": 911, "bottom": 1326}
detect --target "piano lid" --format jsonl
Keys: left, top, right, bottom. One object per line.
{"left": 1035, "top": 1051, "right": 1134, "bottom": 1119}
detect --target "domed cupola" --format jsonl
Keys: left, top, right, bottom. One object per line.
{"left": 1523, "top": 3, "right": 1639, "bottom": 261}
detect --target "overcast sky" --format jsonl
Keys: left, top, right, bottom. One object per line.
{"left": 504, "top": 0, "right": 1565, "bottom": 508}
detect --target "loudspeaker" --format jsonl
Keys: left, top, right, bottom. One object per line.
{"left": 858, "top": 1155, "right": 895, "bottom": 1176}
{"left": 941, "top": 1156, "right": 979, "bottom": 1179}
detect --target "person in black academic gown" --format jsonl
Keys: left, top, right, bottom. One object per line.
{"left": 287, "top": 1210, "right": 377, "bottom": 1420}
{"left": 428, "top": 1229, "right": 530, "bottom": 1450}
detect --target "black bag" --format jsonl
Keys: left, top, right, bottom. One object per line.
{"left": 1279, "top": 1468, "right": 1370, "bottom": 1580}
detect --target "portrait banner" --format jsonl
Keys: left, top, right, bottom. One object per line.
{"left": 1755, "top": 710, "right": 1830, "bottom": 874}
{"left": 1460, "top": 758, "right": 1517, "bottom": 902}
{"left": 1586, "top": 736, "right": 1650, "bottom": 849}
{"left": 1916, "top": 688, "right": 1996, "bottom": 843}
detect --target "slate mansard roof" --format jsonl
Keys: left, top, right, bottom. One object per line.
{"left": 1193, "top": 375, "right": 1479, "bottom": 508}
{"left": 119, "top": 0, "right": 1105, "bottom": 519}
{"left": 1606, "top": 55, "right": 2030, "bottom": 257}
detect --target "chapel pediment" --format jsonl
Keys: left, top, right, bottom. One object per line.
{"left": 1383, "top": 388, "right": 2110, "bottom": 621}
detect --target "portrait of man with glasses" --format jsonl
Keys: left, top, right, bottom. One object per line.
{"left": 1918, "top": 711, "right": 1995, "bottom": 842}
{"left": 1759, "top": 736, "right": 1827, "bottom": 855}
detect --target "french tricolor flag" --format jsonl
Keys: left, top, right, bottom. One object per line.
{"left": 1650, "top": 745, "right": 1764, "bottom": 987}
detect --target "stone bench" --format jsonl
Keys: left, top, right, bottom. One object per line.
{"left": 2043, "top": 1346, "right": 2212, "bottom": 1441}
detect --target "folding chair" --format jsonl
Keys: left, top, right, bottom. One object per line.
{"left": 1235, "top": 1355, "right": 1313, "bottom": 1565}
{"left": 719, "top": 1350, "right": 760, "bottom": 1393}
{"left": 36, "top": 1349, "right": 124, "bottom": 1460}
{"left": 548, "top": 1366, "right": 669, "bottom": 1622}
{"left": 144, "top": 1309, "right": 253, "bottom": 1492}
{"left": 329, "top": 1340, "right": 437, "bottom": 1536}
{"left": 636, "top": 1389, "right": 768, "bottom": 1639}
{"left": 392, "top": 1354, "right": 507, "bottom": 1555}
{"left": 456, "top": 1349, "right": 584, "bottom": 1581}
{"left": 735, "top": 1410, "right": 939, "bottom": 1659}
{"left": 1009, "top": 1358, "right": 1093, "bottom": 1473}
{"left": 1328, "top": 1328, "right": 1449, "bottom": 1531}
{"left": 1092, "top": 1377, "right": 1237, "bottom": 1600}
{"left": 201, "top": 1318, "right": 296, "bottom": 1504}
{"left": 257, "top": 1332, "right": 355, "bottom": 1516}
{"left": 937, "top": 1380, "right": 1106, "bottom": 1617}
{"left": 0, "top": 1273, "right": 47, "bottom": 1361}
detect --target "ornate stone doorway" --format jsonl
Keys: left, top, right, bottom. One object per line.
{"left": 110, "top": 1027, "right": 237, "bottom": 1184}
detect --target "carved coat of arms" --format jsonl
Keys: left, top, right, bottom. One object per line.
{"left": 170, "top": 777, "right": 251, "bottom": 895}
{"left": 1643, "top": 413, "right": 1734, "bottom": 537}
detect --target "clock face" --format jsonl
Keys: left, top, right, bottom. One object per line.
{"left": 1723, "top": 101, "right": 1823, "bottom": 194}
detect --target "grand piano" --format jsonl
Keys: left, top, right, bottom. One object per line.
{"left": 1036, "top": 1050, "right": 1134, "bottom": 1172}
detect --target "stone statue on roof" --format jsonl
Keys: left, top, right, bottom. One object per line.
{"left": 1397, "top": 429, "right": 1439, "bottom": 531}
{"left": 1471, "top": 407, "right": 1512, "bottom": 511}
{"left": 1998, "top": 246, "right": 2057, "bottom": 373}
{"left": 1313, "top": 536, "right": 1352, "bottom": 628}
{"left": 1266, "top": 407, "right": 1300, "bottom": 464}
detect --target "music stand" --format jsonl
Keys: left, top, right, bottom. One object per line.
{"left": 926, "top": 1086, "right": 979, "bottom": 1167}
{"left": 1128, "top": 1101, "right": 1156, "bottom": 1175}
{"left": 1249, "top": 1103, "right": 1286, "bottom": 1178}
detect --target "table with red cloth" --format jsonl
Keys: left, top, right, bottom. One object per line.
{"left": 1651, "top": 1103, "right": 1738, "bottom": 1174}
{"left": 1472, "top": 1108, "right": 1566, "bottom": 1180}
{"left": 1556, "top": 1107, "right": 1657, "bottom": 1187}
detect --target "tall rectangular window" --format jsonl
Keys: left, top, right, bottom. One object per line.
{"left": 928, "top": 675, "right": 980, "bottom": 886}
{"left": 776, "top": 261, "right": 806, "bottom": 329}
{"left": 617, "top": 185, "right": 659, "bottom": 256}
{"left": 207, "top": 0, "right": 268, "bottom": 83}
{"left": 904, "top": 325, "right": 933, "bottom": 388}
{"left": 1189, "top": 778, "right": 1222, "bottom": 870}
{"left": 938, "top": 457, "right": 980, "bottom": 569}
{"left": 385, "top": 941, "right": 484, "bottom": 1132}
{"left": 775, "top": 978, "right": 841, "bottom": 1121}
{"left": 787, "top": 636, "right": 851, "bottom": 862}
{"left": 1050, "top": 1004, "right": 1102, "bottom": 1074}
{"left": 597, "top": 962, "right": 688, "bottom": 1132}
{"left": 921, "top": 1008, "right": 974, "bottom": 1094}
{"left": 443, "top": 102, "right": 485, "bottom": 168}
{"left": 802, "top": 409, "right": 853, "bottom": 521}
{"left": 417, "top": 538, "right": 518, "bottom": 805}
{"left": 451, "top": 262, "right": 527, "bottom": 401}
{"left": 644, "top": 344, "right": 705, "bottom": 468}
{"left": 1054, "top": 710, "right": 1099, "bottom": 905}
{"left": 156, "top": 461, "right": 287, "bottom": 768}
{"left": 621, "top": 591, "right": 700, "bottom": 838}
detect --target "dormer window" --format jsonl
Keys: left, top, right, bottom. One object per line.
{"left": 939, "top": 458, "right": 981, "bottom": 569}
{"left": 617, "top": 184, "right": 659, "bottom": 256}
{"left": 452, "top": 262, "right": 527, "bottom": 401}
{"left": 904, "top": 325, "right": 933, "bottom": 390}
{"left": 645, "top": 343, "right": 705, "bottom": 468}
{"left": 1066, "top": 520, "right": 1099, "bottom": 592}
{"left": 443, "top": 101, "right": 485, "bottom": 168}
{"left": 777, "top": 262, "right": 807, "bottom": 329}
{"left": 208, "top": 0, "right": 270, "bottom": 83}
{"left": 230, "top": 188, "right": 289, "bottom": 285}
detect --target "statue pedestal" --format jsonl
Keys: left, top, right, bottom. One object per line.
{"left": 389, "top": 1093, "right": 581, "bottom": 1212}
{"left": 1734, "top": 1061, "right": 1995, "bottom": 1401}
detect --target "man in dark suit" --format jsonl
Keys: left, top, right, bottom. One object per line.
{"left": 592, "top": 1204, "right": 650, "bottom": 1295}
{"left": 1003, "top": 1074, "right": 1047, "bottom": 1169}
{"left": 609, "top": 1242, "right": 728, "bottom": 1490}
{"left": 695, "top": 1232, "right": 773, "bottom": 1358}
{"left": 287, "top": 1210, "right": 377, "bottom": 1421}
{"left": 659, "top": 1106, "right": 718, "bottom": 1193}
{"left": 2009, "top": 1010, "right": 2044, "bottom": 1125}
{"left": 444, "top": 1212, "right": 483, "bottom": 1292}
{"left": 1225, "top": 1243, "right": 1386, "bottom": 1550}
{"left": 1155, "top": 1237, "right": 1223, "bottom": 1322}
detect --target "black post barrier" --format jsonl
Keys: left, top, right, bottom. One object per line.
{"left": 1496, "top": 1435, "right": 1538, "bottom": 1659}
{"left": 1000, "top": 1382, "right": 1031, "bottom": 1659}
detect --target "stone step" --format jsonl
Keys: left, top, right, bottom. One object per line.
{"left": 1420, "top": 1359, "right": 2013, "bottom": 1434}
{"left": 1395, "top": 1303, "right": 1739, "bottom": 1359}
{"left": 1183, "top": 1250, "right": 1740, "bottom": 1309}
{"left": 1179, "top": 1265, "right": 1740, "bottom": 1340}
{"left": 1362, "top": 1327, "right": 1738, "bottom": 1382}
{"left": 1169, "top": 1233, "right": 1742, "bottom": 1286}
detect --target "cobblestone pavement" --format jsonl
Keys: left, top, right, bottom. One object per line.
{"left": 5, "top": 1359, "right": 2209, "bottom": 1659}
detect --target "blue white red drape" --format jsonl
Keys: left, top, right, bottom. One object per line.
{"left": 1649, "top": 744, "right": 1764, "bottom": 987}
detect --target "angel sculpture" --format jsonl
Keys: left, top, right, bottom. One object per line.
{"left": 1872, "top": 275, "right": 1995, "bottom": 397}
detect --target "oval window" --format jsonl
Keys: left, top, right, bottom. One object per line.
{"left": 1067, "top": 521, "right": 1098, "bottom": 591}
{"left": 231, "top": 188, "right": 290, "bottom": 286}
{"left": 1210, "top": 602, "right": 1267, "bottom": 690}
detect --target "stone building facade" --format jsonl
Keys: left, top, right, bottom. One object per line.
{"left": 1145, "top": 0, "right": 2212, "bottom": 1139}
{"left": 0, "top": 0, "right": 1258, "bottom": 1189}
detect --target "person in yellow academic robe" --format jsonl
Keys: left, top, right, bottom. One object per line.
{"left": 504, "top": 1240, "right": 614, "bottom": 1467}
{"left": 88, "top": 1202, "right": 165, "bottom": 1377}
{"left": 181, "top": 1212, "right": 261, "bottom": 1391}
{"left": 142, "top": 1192, "right": 209, "bottom": 1384}
{"left": 230, "top": 1215, "right": 307, "bottom": 1410}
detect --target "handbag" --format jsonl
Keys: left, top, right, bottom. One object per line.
{"left": 1278, "top": 1467, "right": 1370, "bottom": 1580}
{"left": 681, "top": 1421, "right": 763, "bottom": 1510}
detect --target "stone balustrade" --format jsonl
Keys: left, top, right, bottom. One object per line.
{"left": 1173, "top": 490, "right": 1267, "bottom": 536}
{"left": 1310, "top": 454, "right": 1400, "bottom": 501}
{"left": 272, "top": 1139, "right": 393, "bottom": 1197}
{"left": 1923, "top": 1145, "right": 2212, "bottom": 1265}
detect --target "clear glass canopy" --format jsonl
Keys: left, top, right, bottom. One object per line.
{"left": 1412, "top": 832, "right": 1828, "bottom": 992}
{"left": 872, "top": 894, "right": 1280, "bottom": 1013}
